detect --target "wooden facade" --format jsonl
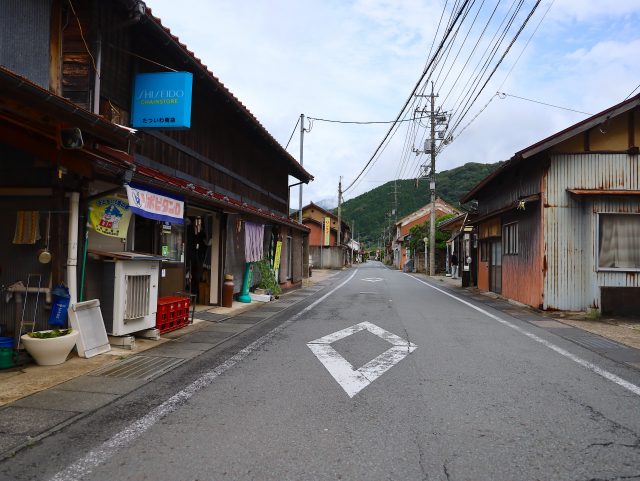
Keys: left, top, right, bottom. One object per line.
{"left": 0, "top": 0, "right": 313, "bottom": 340}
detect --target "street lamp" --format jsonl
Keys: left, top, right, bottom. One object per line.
{"left": 423, "top": 237, "right": 428, "bottom": 273}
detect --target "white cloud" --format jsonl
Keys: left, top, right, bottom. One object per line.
{"left": 145, "top": 0, "right": 640, "bottom": 205}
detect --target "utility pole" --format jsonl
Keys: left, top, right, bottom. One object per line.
{"left": 351, "top": 219, "right": 355, "bottom": 265}
{"left": 415, "top": 83, "right": 447, "bottom": 276}
{"left": 337, "top": 176, "right": 342, "bottom": 246}
{"left": 298, "top": 113, "right": 305, "bottom": 224}
{"left": 392, "top": 180, "right": 398, "bottom": 224}
{"left": 429, "top": 82, "right": 436, "bottom": 276}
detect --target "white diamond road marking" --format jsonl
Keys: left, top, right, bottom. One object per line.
{"left": 307, "top": 321, "right": 417, "bottom": 397}
{"left": 361, "top": 277, "right": 383, "bottom": 282}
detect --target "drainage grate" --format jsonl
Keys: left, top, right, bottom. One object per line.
{"left": 89, "top": 356, "right": 185, "bottom": 380}
{"left": 562, "top": 333, "right": 627, "bottom": 351}
{"left": 194, "top": 312, "right": 230, "bottom": 322}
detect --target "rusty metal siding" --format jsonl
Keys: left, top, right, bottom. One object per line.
{"left": 544, "top": 153, "right": 640, "bottom": 310}
{"left": 0, "top": 0, "right": 52, "bottom": 88}
{"left": 501, "top": 206, "right": 543, "bottom": 308}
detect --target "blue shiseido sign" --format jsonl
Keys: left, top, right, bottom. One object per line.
{"left": 131, "top": 72, "right": 193, "bottom": 129}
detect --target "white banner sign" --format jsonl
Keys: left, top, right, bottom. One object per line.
{"left": 125, "top": 184, "right": 184, "bottom": 224}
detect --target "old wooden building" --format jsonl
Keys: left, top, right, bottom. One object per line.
{"left": 0, "top": 0, "right": 312, "bottom": 341}
{"left": 462, "top": 95, "right": 640, "bottom": 314}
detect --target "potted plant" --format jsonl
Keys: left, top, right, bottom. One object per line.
{"left": 21, "top": 328, "right": 79, "bottom": 366}
{"left": 255, "top": 259, "right": 281, "bottom": 296}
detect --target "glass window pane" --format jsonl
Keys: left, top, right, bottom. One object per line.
{"left": 599, "top": 214, "right": 640, "bottom": 269}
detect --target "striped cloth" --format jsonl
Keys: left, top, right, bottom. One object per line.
{"left": 244, "top": 222, "right": 264, "bottom": 263}
{"left": 13, "top": 211, "right": 40, "bottom": 244}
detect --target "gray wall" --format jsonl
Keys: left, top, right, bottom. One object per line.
{"left": 0, "top": 0, "right": 52, "bottom": 88}
{"left": 310, "top": 246, "right": 344, "bottom": 270}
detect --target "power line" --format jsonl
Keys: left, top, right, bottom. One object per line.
{"left": 449, "top": 0, "right": 543, "bottom": 137}
{"left": 306, "top": 115, "right": 429, "bottom": 125}
{"left": 625, "top": 82, "right": 640, "bottom": 100}
{"left": 284, "top": 116, "right": 300, "bottom": 149}
{"left": 445, "top": 0, "right": 554, "bottom": 142}
{"left": 497, "top": 92, "right": 592, "bottom": 115}
{"left": 343, "top": 0, "right": 474, "bottom": 194}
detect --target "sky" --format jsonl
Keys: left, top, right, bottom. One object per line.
{"left": 148, "top": 0, "right": 640, "bottom": 209}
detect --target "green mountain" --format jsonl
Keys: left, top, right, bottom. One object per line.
{"left": 337, "top": 161, "right": 503, "bottom": 247}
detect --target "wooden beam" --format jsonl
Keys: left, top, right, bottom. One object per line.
{"left": 583, "top": 130, "right": 590, "bottom": 152}
{"left": 49, "top": 0, "right": 62, "bottom": 95}
{"left": 629, "top": 108, "right": 636, "bottom": 149}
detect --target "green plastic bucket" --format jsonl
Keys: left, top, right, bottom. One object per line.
{"left": 0, "top": 347, "right": 13, "bottom": 369}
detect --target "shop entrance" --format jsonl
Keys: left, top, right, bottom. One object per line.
{"left": 489, "top": 239, "right": 502, "bottom": 294}
{"left": 185, "top": 207, "right": 221, "bottom": 306}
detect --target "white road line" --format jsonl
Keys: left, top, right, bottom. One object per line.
{"left": 406, "top": 274, "right": 640, "bottom": 397}
{"left": 50, "top": 270, "right": 359, "bottom": 481}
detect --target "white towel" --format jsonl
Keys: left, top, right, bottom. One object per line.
{"left": 244, "top": 222, "right": 264, "bottom": 263}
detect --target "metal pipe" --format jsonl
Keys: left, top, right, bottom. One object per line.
{"left": 66, "top": 192, "right": 80, "bottom": 304}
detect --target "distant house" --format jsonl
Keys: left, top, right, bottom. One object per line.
{"left": 393, "top": 199, "right": 460, "bottom": 271}
{"left": 461, "top": 95, "right": 640, "bottom": 315}
{"left": 298, "top": 202, "right": 351, "bottom": 269}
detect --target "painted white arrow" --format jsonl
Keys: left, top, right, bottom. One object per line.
{"left": 307, "top": 321, "right": 417, "bottom": 397}
{"left": 361, "top": 277, "right": 383, "bottom": 282}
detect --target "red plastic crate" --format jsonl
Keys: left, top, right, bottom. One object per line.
{"left": 156, "top": 296, "right": 190, "bottom": 333}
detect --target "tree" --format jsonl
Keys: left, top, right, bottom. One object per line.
{"left": 408, "top": 213, "right": 457, "bottom": 254}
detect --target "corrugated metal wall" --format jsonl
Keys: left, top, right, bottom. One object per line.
{"left": 544, "top": 153, "right": 640, "bottom": 310}
{"left": 0, "top": 0, "right": 52, "bottom": 88}
{"left": 501, "top": 205, "right": 543, "bottom": 308}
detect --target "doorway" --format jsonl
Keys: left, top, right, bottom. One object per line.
{"left": 185, "top": 208, "right": 221, "bottom": 305}
{"left": 489, "top": 239, "right": 502, "bottom": 294}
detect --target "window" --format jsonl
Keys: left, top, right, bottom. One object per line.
{"left": 160, "top": 222, "right": 184, "bottom": 262}
{"left": 480, "top": 241, "right": 488, "bottom": 262}
{"left": 503, "top": 222, "right": 518, "bottom": 255}
{"left": 598, "top": 214, "right": 640, "bottom": 270}
{"left": 286, "top": 236, "right": 293, "bottom": 279}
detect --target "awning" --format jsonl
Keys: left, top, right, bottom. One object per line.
{"left": 567, "top": 189, "right": 640, "bottom": 196}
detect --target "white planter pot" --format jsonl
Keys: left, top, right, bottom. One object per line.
{"left": 21, "top": 330, "right": 79, "bottom": 366}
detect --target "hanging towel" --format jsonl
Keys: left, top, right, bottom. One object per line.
{"left": 244, "top": 222, "right": 264, "bottom": 263}
{"left": 13, "top": 211, "right": 41, "bottom": 244}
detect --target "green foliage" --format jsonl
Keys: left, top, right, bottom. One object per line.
{"left": 255, "top": 259, "right": 281, "bottom": 295}
{"left": 337, "top": 161, "right": 503, "bottom": 246}
{"left": 28, "top": 329, "right": 73, "bottom": 339}
{"left": 408, "top": 213, "right": 456, "bottom": 253}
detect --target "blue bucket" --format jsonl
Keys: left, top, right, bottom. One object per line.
{"left": 0, "top": 336, "right": 14, "bottom": 349}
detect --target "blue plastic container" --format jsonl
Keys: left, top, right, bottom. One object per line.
{"left": 49, "top": 285, "right": 71, "bottom": 327}
{"left": 0, "top": 337, "right": 14, "bottom": 368}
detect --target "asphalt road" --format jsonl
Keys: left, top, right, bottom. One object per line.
{"left": 3, "top": 261, "right": 640, "bottom": 481}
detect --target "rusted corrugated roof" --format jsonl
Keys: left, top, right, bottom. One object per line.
{"left": 143, "top": 7, "right": 313, "bottom": 183}
{"left": 461, "top": 94, "right": 640, "bottom": 204}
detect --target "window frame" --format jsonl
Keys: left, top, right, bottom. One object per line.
{"left": 597, "top": 212, "right": 640, "bottom": 272}
{"left": 502, "top": 222, "right": 518, "bottom": 256}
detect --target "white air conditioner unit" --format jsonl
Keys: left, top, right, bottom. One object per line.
{"left": 101, "top": 259, "right": 160, "bottom": 336}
